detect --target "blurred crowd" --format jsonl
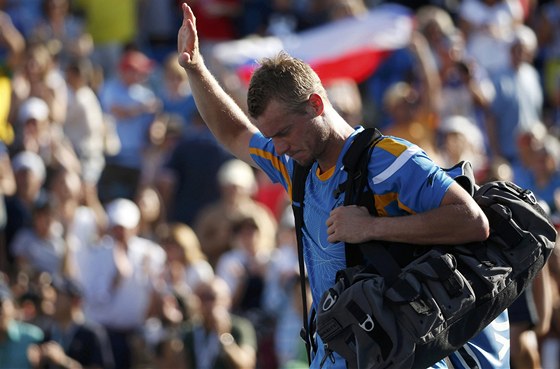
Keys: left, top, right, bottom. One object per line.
{"left": 0, "top": 0, "right": 560, "bottom": 368}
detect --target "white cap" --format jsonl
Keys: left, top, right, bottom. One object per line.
{"left": 511, "top": 24, "right": 538, "bottom": 56}
{"left": 18, "top": 97, "right": 49, "bottom": 123}
{"left": 217, "top": 159, "right": 257, "bottom": 194}
{"left": 11, "top": 150, "right": 46, "bottom": 183}
{"left": 439, "top": 115, "right": 484, "bottom": 152}
{"left": 106, "top": 198, "right": 141, "bottom": 229}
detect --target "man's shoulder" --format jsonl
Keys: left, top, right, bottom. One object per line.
{"left": 369, "top": 134, "right": 427, "bottom": 173}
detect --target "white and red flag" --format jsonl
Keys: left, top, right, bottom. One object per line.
{"left": 211, "top": 4, "right": 414, "bottom": 85}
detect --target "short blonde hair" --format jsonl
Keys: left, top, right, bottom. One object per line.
{"left": 247, "top": 51, "right": 327, "bottom": 118}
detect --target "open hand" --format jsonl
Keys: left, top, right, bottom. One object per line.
{"left": 177, "top": 3, "right": 201, "bottom": 69}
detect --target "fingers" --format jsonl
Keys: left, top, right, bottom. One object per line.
{"left": 326, "top": 214, "right": 338, "bottom": 243}
{"left": 326, "top": 205, "right": 370, "bottom": 244}
{"left": 182, "top": 3, "right": 196, "bottom": 27}
{"left": 181, "top": 2, "right": 190, "bottom": 22}
{"left": 178, "top": 3, "right": 199, "bottom": 68}
{"left": 327, "top": 230, "right": 341, "bottom": 243}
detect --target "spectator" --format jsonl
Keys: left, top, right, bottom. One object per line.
{"left": 37, "top": 276, "right": 115, "bottom": 369}
{"left": 156, "top": 222, "right": 214, "bottom": 321}
{"left": 487, "top": 24, "right": 543, "bottom": 166}
{"left": 514, "top": 132, "right": 560, "bottom": 216}
{"left": 0, "top": 278, "right": 44, "bottom": 369}
{"left": 9, "top": 192, "right": 72, "bottom": 280}
{"left": 458, "top": 0, "right": 524, "bottom": 74}
{"left": 97, "top": 49, "right": 161, "bottom": 203}
{"left": 181, "top": 276, "right": 257, "bottom": 369}
{"left": 157, "top": 111, "right": 233, "bottom": 228}
{"left": 12, "top": 96, "right": 80, "bottom": 176}
{"left": 437, "top": 115, "right": 488, "bottom": 181}
{"left": 153, "top": 52, "right": 197, "bottom": 132}
{"left": 215, "top": 211, "right": 277, "bottom": 368}
{"left": 28, "top": 0, "right": 93, "bottom": 70}
{"left": 361, "top": 46, "right": 417, "bottom": 130}
{"left": 46, "top": 167, "right": 107, "bottom": 284}
{"left": 417, "top": 6, "right": 494, "bottom": 134}
{"left": 10, "top": 42, "right": 68, "bottom": 126}
{"left": 382, "top": 31, "right": 442, "bottom": 161}
{"left": 3, "top": 150, "right": 47, "bottom": 275}
{"left": 140, "top": 112, "right": 184, "bottom": 189}
{"left": 80, "top": 198, "right": 166, "bottom": 369}
{"left": 194, "top": 159, "right": 277, "bottom": 267}
{"left": 63, "top": 57, "right": 106, "bottom": 185}
{"left": 415, "top": 4, "right": 458, "bottom": 71}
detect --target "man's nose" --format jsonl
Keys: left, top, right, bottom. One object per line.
{"left": 273, "top": 138, "right": 289, "bottom": 156}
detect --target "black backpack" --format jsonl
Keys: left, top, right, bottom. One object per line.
{"left": 292, "top": 128, "right": 557, "bottom": 369}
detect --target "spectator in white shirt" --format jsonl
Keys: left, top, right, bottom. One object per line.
{"left": 81, "top": 198, "right": 166, "bottom": 369}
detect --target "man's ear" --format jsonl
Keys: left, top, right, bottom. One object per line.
{"left": 308, "top": 93, "right": 324, "bottom": 117}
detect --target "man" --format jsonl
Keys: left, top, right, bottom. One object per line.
{"left": 81, "top": 198, "right": 166, "bottom": 369}
{"left": 487, "top": 24, "right": 543, "bottom": 168}
{"left": 182, "top": 276, "right": 257, "bottom": 369}
{"left": 0, "top": 279, "right": 44, "bottom": 369}
{"left": 158, "top": 111, "right": 233, "bottom": 228}
{"left": 177, "top": 4, "right": 510, "bottom": 369}
{"left": 37, "top": 276, "right": 114, "bottom": 369}
{"left": 97, "top": 49, "right": 160, "bottom": 203}
{"left": 4, "top": 150, "right": 47, "bottom": 277}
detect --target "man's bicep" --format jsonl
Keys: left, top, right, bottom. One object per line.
{"left": 440, "top": 181, "right": 476, "bottom": 207}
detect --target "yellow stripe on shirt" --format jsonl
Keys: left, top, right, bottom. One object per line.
{"left": 249, "top": 147, "right": 292, "bottom": 197}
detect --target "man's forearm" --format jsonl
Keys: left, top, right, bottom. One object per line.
{"left": 368, "top": 202, "right": 489, "bottom": 245}
{"left": 184, "top": 62, "right": 257, "bottom": 164}
{"left": 327, "top": 200, "right": 489, "bottom": 245}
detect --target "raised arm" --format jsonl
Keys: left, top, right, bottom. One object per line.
{"left": 177, "top": 3, "right": 258, "bottom": 165}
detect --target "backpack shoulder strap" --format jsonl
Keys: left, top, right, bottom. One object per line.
{"left": 342, "top": 128, "right": 383, "bottom": 172}
{"left": 291, "top": 162, "right": 314, "bottom": 363}
{"left": 334, "top": 128, "right": 383, "bottom": 207}
{"left": 340, "top": 128, "right": 403, "bottom": 282}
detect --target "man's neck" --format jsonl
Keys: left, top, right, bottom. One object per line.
{"left": 316, "top": 114, "right": 355, "bottom": 172}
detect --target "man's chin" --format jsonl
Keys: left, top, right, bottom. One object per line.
{"left": 293, "top": 157, "right": 314, "bottom": 167}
